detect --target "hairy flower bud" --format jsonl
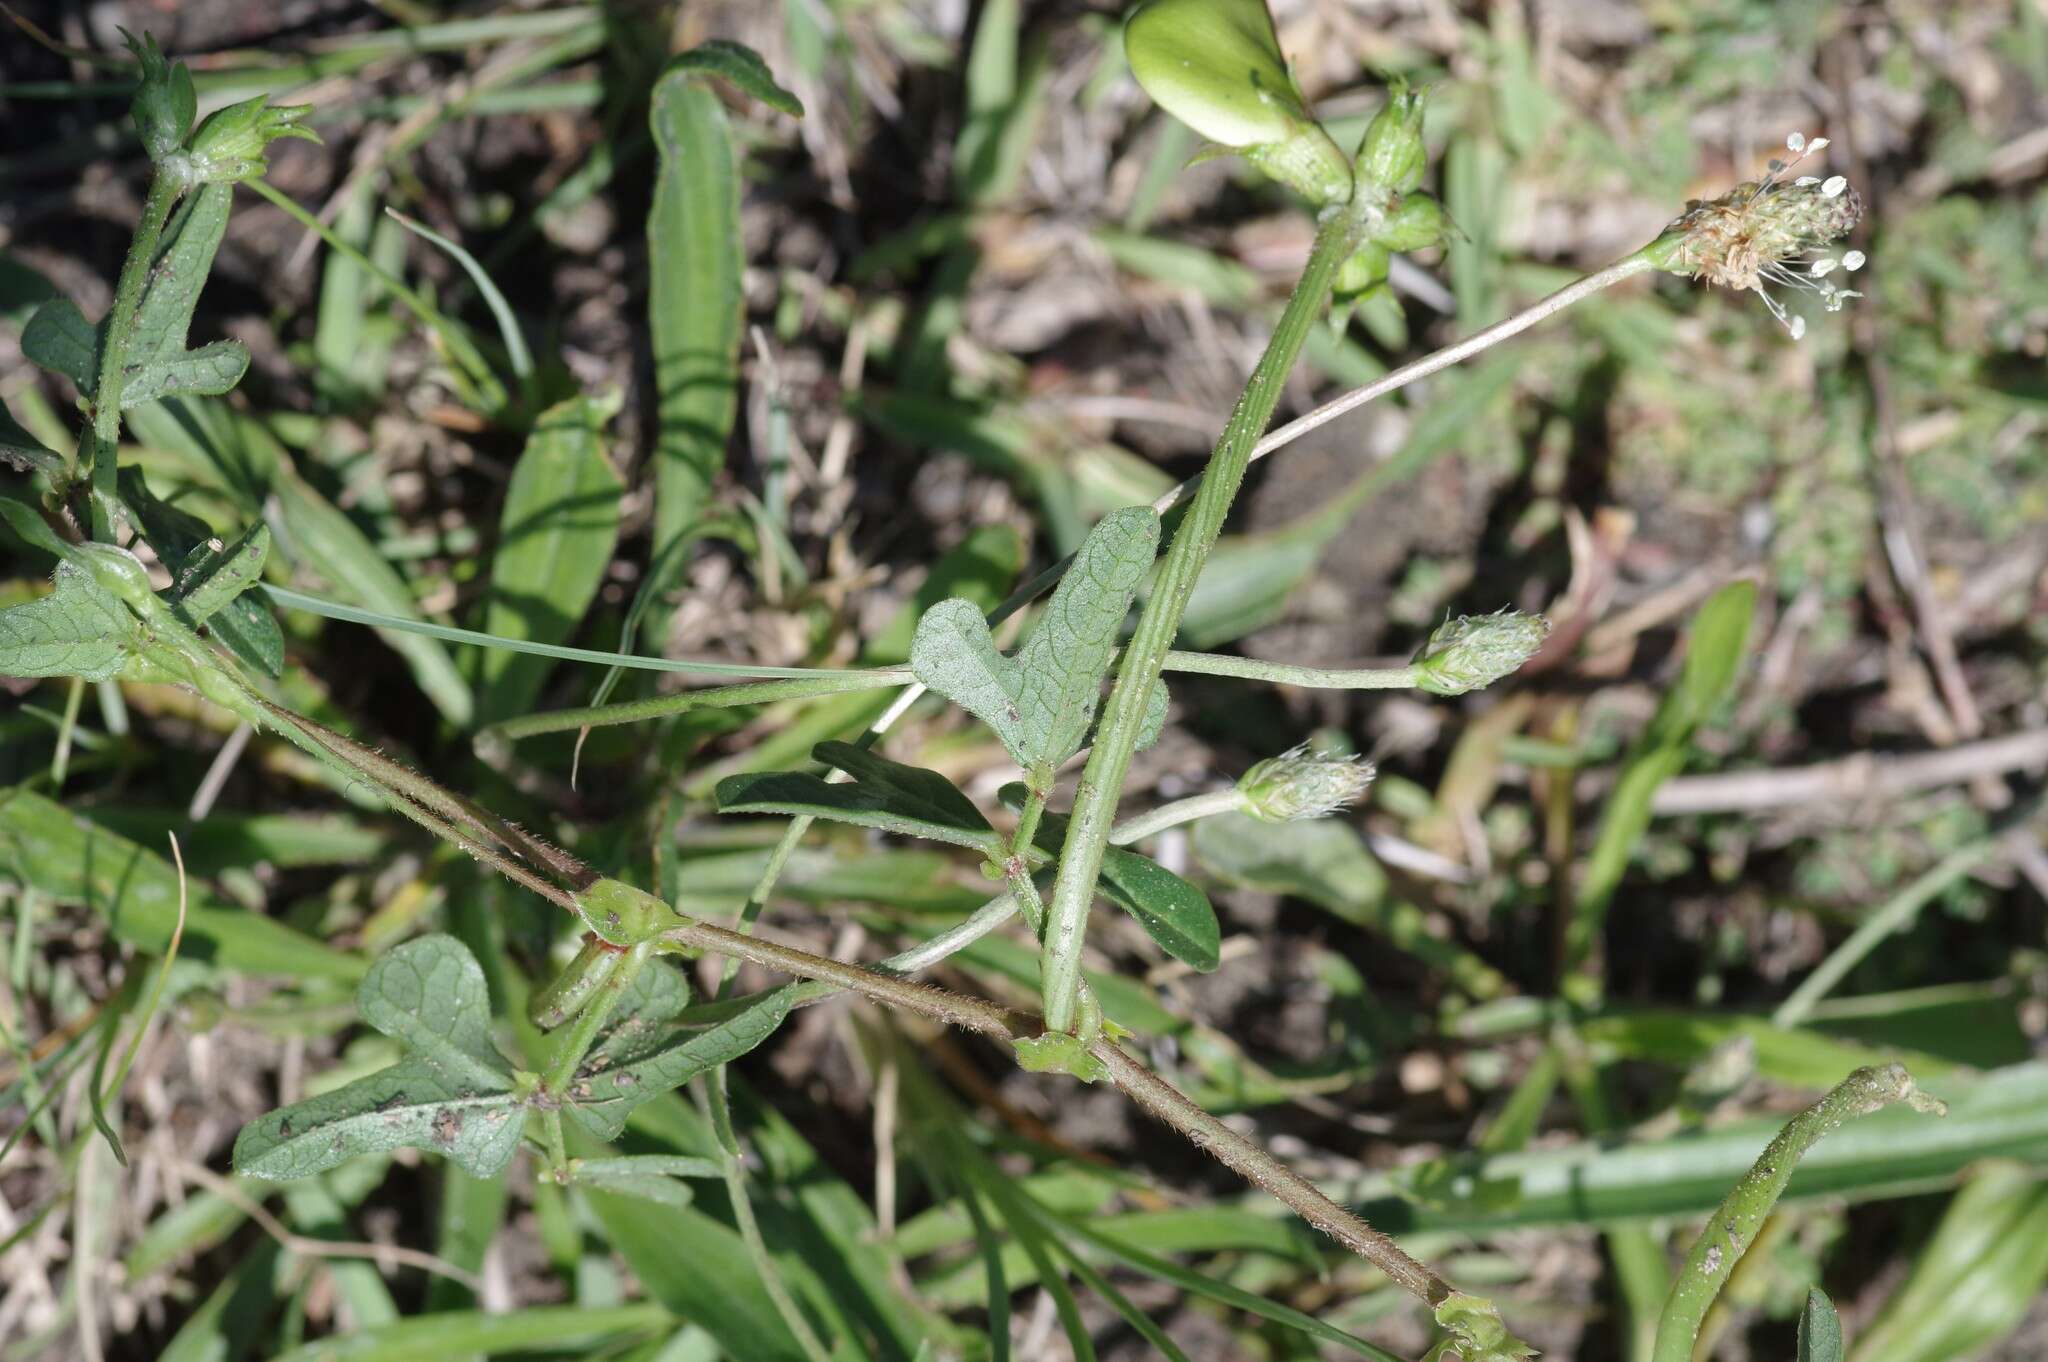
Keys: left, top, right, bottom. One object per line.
{"left": 124, "top": 30, "right": 197, "bottom": 164}
{"left": 1238, "top": 743, "right": 1376, "bottom": 822}
{"left": 1355, "top": 78, "right": 1428, "bottom": 195}
{"left": 172, "top": 95, "right": 320, "bottom": 187}
{"left": 1645, "top": 133, "right": 1865, "bottom": 339}
{"left": 1411, "top": 610, "right": 1550, "bottom": 697}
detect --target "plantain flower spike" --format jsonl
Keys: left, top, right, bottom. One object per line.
{"left": 1239, "top": 743, "right": 1376, "bottom": 823}
{"left": 1412, "top": 610, "right": 1550, "bottom": 697}
{"left": 1647, "top": 133, "right": 1865, "bottom": 340}
{"left": 1125, "top": 0, "right": 1353, "bottom": 206}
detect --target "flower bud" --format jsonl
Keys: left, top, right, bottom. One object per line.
{"left": 1411, "top": 610, "right": 1550, "bottom": 697}
{"left": 1355, "top": 79, "right": 1428, "bottom": 195}
{"left": 174, "top": 95, "right": 320, "bottom": 186}
{"left": 1125, "top": 0, "right": 1352, "bottom": 205}
{"left": 124, "top": 30, "right": 196, "bottom": 164}
{"left": 1238, "top": 743, "right": 1376, "bottom": 822}
{"left": 1373, "top": 191, "right": 1450, "bottom": 252}
{"left": 1334, "top": 242, "right": 1390, "bottom": 299}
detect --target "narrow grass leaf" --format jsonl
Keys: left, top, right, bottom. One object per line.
{"left": 262, "top": 1304, "right": 671, "bottom": 1362}
{"left": 385, "top": 208, "right": 533, "bottom": 381}
{"left": 1846, "top": 1162, "right": 2048, "bottom": 1362}
{"left": 647, "top": 46, "right": 753, "bottom": 585}
{"left": 1569, "top": 580, "right": 1756, "bottom": 973}
{"left": 475, "top": 391, "right": 623, "bottom": 722}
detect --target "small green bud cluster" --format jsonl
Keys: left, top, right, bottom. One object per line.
{"left": 1334, "top": 79, "right": 1453, "bottom": 305}
{"left": 1644, "top": 133, "right": 1865, "bottom": 340}
{"left": 124, "top": 29, "right": 319, "bottom": 189}
{"left": 1238, "top": 743, "right": 1375, "bottom": 822}
{"left": 1411, "top": 610, "right": 1550, "bottom": 697}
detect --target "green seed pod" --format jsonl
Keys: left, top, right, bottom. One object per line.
{"left": 1355, "top": 79, "right": 1429, "bottom": 195}
{"left": 529, "top": 933, "right": 623, "bottom": 1030}
{"left": 1238, "top": 743, "right": 1376, "bottom": 823}
{"left": 1411, "top": 610, "right": 1550, "bottom": 697}
{"left": 1125, "top": 0, "right": 1351, "bottom": 206}
{"left": 123, "top": 30, "right": 196, "bottom": 164}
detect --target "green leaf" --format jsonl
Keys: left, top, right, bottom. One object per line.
{"left": 1847, "top": 1161, "right": 2048, "bottom": 1362}
{"left": 715, "top": 741, "right": 998, "bottom": 853}
{"left": 476, "top": 391, "right": 624, "bottom": 723}
{"left": 1021, "top": 803, "right": 1217, "bottom": 971}
{"left": 1432, "top": 1292, "right": 1536, "bottom": 1362}
{"left": 1798, "top": 1287, "right": 1843, "bottom": 1362}
{"left": 233, "top": 936, "right": 521, "bottom": 1179}
{"left": 117, "top": 469, "right": 284, "bottom": 678}
{"left": 953, "top": 0, "right": 1048, "bottom": 207}
{"left": 128, "top": 184, "right": 230, "bottom": 370}
{"left": 659, "top": 39, "right": 804, "bottom": 116}
{"left": 0, "top": 401, "right": 62, "bottom": 478}
{"left": 911, "top": 506, "right": 1160, "bottom": 770}
{"left": 1125, "top": 0, "right": 1308, "bottom": 148}
{"left": 21, "top": 298, "right": 100, "bottom": 392}
{"left": 1569, "top": 581, "right": 1757, "bottom": 973}
{"left": 0, "top": 561, "right": 138, "bottom": 681}
{"left": 569, "top": 985, "right": 795, "bottom": 1140}
{"left": 647, "top": 44, "right": 748, "bottom": 587}
{"left": 0, "top": 787, "right": 365, "bottom": 981}
{"left": 262, "top": 1305, "right": 671, "bottom": 1362}
{"left": 355, "top": 935, "right": 513, "bottom": 1092}
{"left": 120, "top": 339, "right": 251, "bottom": 405}
{"left": 586, "top": 1191, "right": 816, "bottom": 1362}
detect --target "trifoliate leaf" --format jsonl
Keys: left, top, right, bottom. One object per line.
{"left": 232, "top": 935, "right": 523, "bottom": 1180}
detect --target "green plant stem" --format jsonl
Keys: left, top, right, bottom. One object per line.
{"left": 1038, "top": 206, "right": 1364, "bottom": 1034}
{"left": 542, "top": 941, "right": 647, "bottom": 1100}
{"left": 698, "top": 1077, "right": 836, "bottom": 1362}
{"left": 1108, "top": 788, "right": 1246, "bottom": 844}
{"left": 1649, "top": 1063, "right": 1944, "bottom": 1362}
{"left": 84, "top": 173, "right": 181, "bottom": 540}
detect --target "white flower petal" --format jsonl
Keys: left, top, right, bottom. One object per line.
{"left": 1822, "top": 175, "right": 1848, "bottom": 198}
{"left": 1789, "top": 316, "right": 1807, "bottom": 340}
{"left": 1808, "top": 137, "right": 1830, "bottom": 153}
{"left": 1811, "top": 258, "right": 1838, "bottom": 277}
{"left": 1787, "top": 132, "right": 1806, "bottom": 152}
{"left": 1843, "top": 250, "right": 1866, "bottom": 271}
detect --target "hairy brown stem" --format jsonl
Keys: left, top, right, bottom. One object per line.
{"left": 657, "top": 914, "right": 1447, "bottom": 1307}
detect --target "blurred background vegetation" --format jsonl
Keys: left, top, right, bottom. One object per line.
{"left": 1, "top": 1, "right": 2044, "bottom": 1359}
